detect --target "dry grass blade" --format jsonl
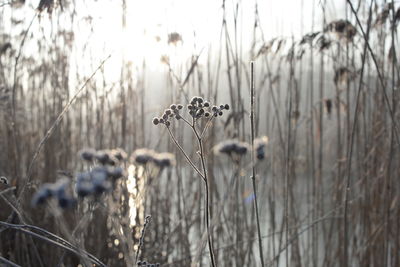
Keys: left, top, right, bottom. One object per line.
{"left": 346, "top": 0, "right": 400, "bottom": 148}
{"left": 0, "top": 221, "right": 107, "bottom": 267}
{"left": 0, "top": 256, "right": 21, "bottom": 267}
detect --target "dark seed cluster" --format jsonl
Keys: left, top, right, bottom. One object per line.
{"left": 131, "top": 148, "right": 176, "bottom": 169}
{"left": 254, "top": 136, "right": 269, "bottom": 160}
{"left": 214, "top": 140, "right": 250, "bottom": 156}
{"left": 137, "top": 261, "right": 160, "bottom": 267}
{"left": 79, "top": 148, "right": 127, "bottom": 165}
{"left": 152, "top": 103, "right": 183, "bottom": 127}
{"left": 188, "top": 96, "right": 229, "bottom": 119}
{"left": 32, "top": 148, "right": 126, "bottom": 209}
{"left": 76, "top": 166, "right": 124, "bottom": 197}
{"left": 31, "top": 178, "right": 76, "bottom": 208}
{"left": 152, "top": 96, "right": 230, "bottom": 126}
{"left": 214, "top": 136, "right": 269, "bottom": 160}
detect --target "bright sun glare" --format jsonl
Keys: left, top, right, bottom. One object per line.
{"left": 85, "top": 0, "right": 327, "bottom": 73}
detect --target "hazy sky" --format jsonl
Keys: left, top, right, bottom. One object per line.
{"left": 2, "top": 0, "right": 384, "bottom": 83}
{"left": 80, "top": 0, "right": 345, "bottom": 73}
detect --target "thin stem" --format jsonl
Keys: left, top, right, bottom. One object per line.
{"left": 180, "top": 115, "right": 193, "bottom": 127}
{"left": 250, "top": 61, "right": 265, "bottom": 267}
{"left": 0, "top": 256, "right": 21, "bottom": 267}
{"left": 346, "top": 0, "right": 400, "bottom": 147}
{"left": 135, "top": 215, "right": 151, "bottom": 263}
{"left": 166, "top": 126, "right": 205, "bottom": 180}
{"left": 343, "top": 2, "right": 372, "bottom": 267}
{"left": 0, "top": 221, "right": 106, "bottom": 267}
{"left": 192, "top": 126, "right": 217, "bottom": 267}
{"left": 200, "top": 115, "right": 216, "bottom": 138}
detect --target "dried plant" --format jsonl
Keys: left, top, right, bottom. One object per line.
{"left": 2, "top": 1, "right": 400, "bottom": 266}
{"left": 153, "top": 96, "right": 230, "bottom": 267}
{"left": 325, "top": 19, "right": 357, "bottom": 42}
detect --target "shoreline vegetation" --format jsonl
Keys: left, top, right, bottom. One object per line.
{"left": 1, "top": 1, "right": 400, "bottom": 266}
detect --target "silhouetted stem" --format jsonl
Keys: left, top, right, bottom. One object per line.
{"left": 193, "top": 126, "right": 217, "bottom": 267}
{"left": 250, "top": 61, "right": 265, "bottom": 267}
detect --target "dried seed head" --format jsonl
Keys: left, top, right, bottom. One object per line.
{"left": 214, "top": 140, "right": 250, "bottom": 157}
{"left": 212, "top": 106, "right": 218, "bottom": 112}
{"left": 0, "top": 176, "right": 8, "bottom": 185}
{"left": 204, "top": 112, "right": 210, "bottom": 117}
{"left": 95, "top": 151, "right": 110, "bottom": 165}
{"left": 254, "top": 136, "right": 269, "bottom": 160}
{"left": 165, "top": 121, "right": 171, "bottom": 127}
{"left": 91, "top": 166, "right": 108, "bottom": 182}
{"left": 79, "top": 148, "right": 96, "bottom": 161}
{"left": 76, "top": 176, "right": 94, "bottom": 197}
{"left": 177, "top": 104, "right": 183, "bottom": 109}
{"left": 224, "top": 104, "right": 230, "bottom": 110}
{"left": 168, "top": 32, "right": 182, "bottom": 45}
{"left": 170, "top": 104, "right": 177, "bottom": 110}
{"left": 31, "top": 184, "right": 53, "bottom": 206}
{"left": 32, "top": 178, "right": 75, "bottom": 209}
{"left": 220, "top": 104, "right": 225, "bottom": 109}
{"left": 92, "top": 177, "right": 112, "bottom": 194}
{"left": 165, "top": 109, "right": 172, "bottom": 115}
{"left": 218, "top": 111, "right": 223, "bottom": 116}
{"left": 108, "top": 166, "right": 124, "bottom": 180}
{"left": 159, "top": 118, "right": 164, "bottom": 123}
{"left": 325, "top": 19, "right": 356, "bottom": 41}
{"left": 152, "top": 117, "right": 159, "bottom": 125}
{"left": 153, "top": 152, "right": 176, "bottom": 168}
{"left": 58, "top": 193, "right": 76, "bottom": 209}
{"left": 204, "top": 101, "right": 210, "bottom": 107}
{"left": 97, "top": 150, "right": 117, "bottom": 166}
{"left": 131, "top": 149, "right": 156, "bottom": 165}
{"left": 197, "top": 97, "right": 203, "bottom": 103}
{"left": 110, "top": 148, "right": 127, "bottom": 161}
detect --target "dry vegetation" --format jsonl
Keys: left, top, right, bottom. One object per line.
{"left": 1, "top": 0, "right": 400, "bottom": 266}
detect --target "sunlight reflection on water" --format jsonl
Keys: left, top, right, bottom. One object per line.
{"left": 127, "top": 164, "right": 138, "bottom": 227}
